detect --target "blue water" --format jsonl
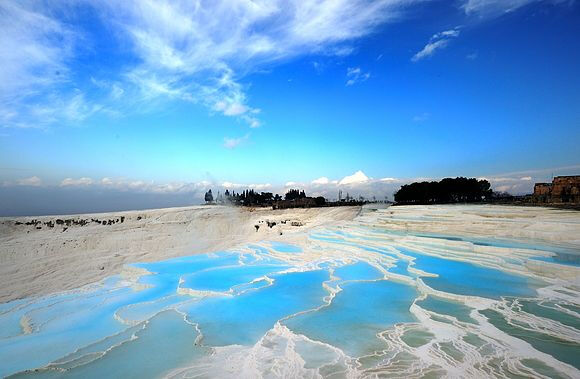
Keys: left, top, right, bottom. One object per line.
{"left": 179, "top": 269, "right": 329, "bottom": 346}
{"left": 416, "top": 296, "right": 477, "bottom": 323}
{"left": 13, "top": 310, "right": 207, "bottom": 378}
{"left": 333, "top": 261, "right": 384, "bottom": 281}
{"left": 284, "top": 279, "right": 417, "bottom": 357}
{"left": 399, "top": 248, "right": 542, "bottom": 299}
{"left": 386, "top": 259, "right": 414, "bottom": 276}
{"left": 1, "top": 223, "right": 577, "bottom": 378}
{"left": 132, "top": 251, "right": 241, "bottom": 276}
{"left": 181, "top": 264, "right": 289, "bottom": 293}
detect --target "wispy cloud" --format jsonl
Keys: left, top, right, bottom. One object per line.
{"left": 60, "top": 177, "right": 94, "bottom": 187}
{"left": 346, "top": 67, "right": 371, "bottom": 86}
{"left": 16, "top": 176, "right": 42, "bottom": 186}
{"left": 412, "top": 112, "right": 430, "bottom": 122}
{"left": 99, "top": 177, "right": 211, "bottom": 194}
{"left": 312, "top": 177, "right": 332, "bottom": 185}
{"left": 2, "top": 0, "right": 570, "bottom": 131}
{"left": 486, "top": 164, "right": 580, "bottom": 178}
{"left": 9, "top": 165, "right": 578, "bottom": 204}
{"left": 466, "top": 51, "right": 478, "bottom": 60}
{"left": 462, "top": 0, "right": 564, "bottom": 17}
{"left": 478, "top": 164, "right": 580, "bottom": 194}
{"left": 223, "top": 134, "right": 250, "bottom": 149}
{"left": 312, "top": 61, "right": 325, "bottom": 74}
{"left": 285, "top": 170, "right": 405, "bottom": 200}
{"left": 1, "top": 0, "right": 418, "bottom": 130}
{"left": 412, "top": 27, "right": 460, "bottom": 62}
{"left": 0, "top": 2, "right": 84, "bottom": 128}
{"left": 221, "top": 182, "right": 272, "bottom": 191}
{"left": 0, "top": 3, "right": 73, "bottom": 97}
{"left": 96, "top": 0, "right": 413, "bottom": 128}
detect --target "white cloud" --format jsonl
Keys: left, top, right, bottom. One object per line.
{"left": 62, "top": 92, "right": 104, "bottom": 122}
{"left": 110, "top": 84, "right": 125, "bottom": 99}
{"left": 412, "top": 39, "right": 449, "bottom": 62}
{"left": 287, "top": 172, "right": 405, "bottom": 201}
{"left": 3, "top": 0, "right": 574, "bottom": 131}
{"left": 461, "top": 0, "right": 558, "bottom": 16}
{"left": 250, "top": 183, "right": 272, "bottom": 191}
{"left": 60, "top": 177, "right": 94, "bottom": 187}
{"left": 479, "top": 176, "right": 522, "bottom": 183}
{"left": 247, "top": 118, "right": 261, "bottom": 128}
{"left": 6, "top": 166, "right": 578, "bottom": 203}
{"left": 412, "top": 27, "right": 460, "bottom": 62}
{"left": 221, "top": 181, "right": 236, "bottom": 189}
{"left": 221, "top": 181, "right": 271, "bottom": 191}
{"left": 0, "top": 2, "right": 85, "bottom": 128}
{"left": 466, "top": 52, "right": 478, "bottom": 60}
{"left": 0, "top": 3, "right": 73, "bottom": 99}
{"left": 93, "top": 0, "right": 415, "bottom": 128}
{"left": 2, "top": 0, "right": 419, "bottom": 129}
{"left": 4, "top": 1, "right": 566, "bottom": 130}
{"left": 87, "top": 177, "right": 209, "bottom": 194}
{"left": 0, "top": 3, "right": 129, "bottom": 129}
{"left": 312, "top": 61, "right": 325, "bottom": 74}
{"left": 0, "top": 172, "right": 425, "bottom": 204}
{"left": 101, "top": 177, "right": 114, "bottom": 186}
{"left": 0, "top": 172, "right": 418, "bottom": 202}
{"left": 223, "top": 134, "right": 249, "bottom": 149}
{"left": 339, "top": 170, "right": 370, "bottom": 185}
{"left": 312, "top": 176, "right": 330, "bottom": 185}
{"left": 346, "top": 67, "right": 370, "bottom": 86}
{"left": 495, "top": 184, "right": 515, "bottom": 193}
{"left": 476, "top": 169, "right": 580, "bottom": 194}
{"left": 215, "top": 102, "right": 248, "bottom": 117}
{"left": 16, "top": 176, "right": 42, "bottom": 186}
{"left": 434, "top": 29, "right": 460, "bottom": 39}
{"left": 412, "top": 112, "right": 430, "bottom": 122}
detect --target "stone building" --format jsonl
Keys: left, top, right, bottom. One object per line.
{"left": 533, "top": 176, "right": 580, "bottom": 203}
{"left": 533, "top": 183, "right": 552, "bottom": 202}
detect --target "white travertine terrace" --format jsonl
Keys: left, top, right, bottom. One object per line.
{"left": 0, "top": 204, "right": 579, "bottom": 378}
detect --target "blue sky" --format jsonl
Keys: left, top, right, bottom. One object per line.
{"left": 1, "top": 0, "right": 579, "bottom": 214}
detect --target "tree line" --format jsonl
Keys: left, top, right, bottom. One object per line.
{"left": 394, "top": 177, "right": 492, "bottom": 204}
{"left": 204, "top": 189, "right": 283, "bottom": 206}
{"left": 203, "top": 188, "right": 344, "bottom": 208}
